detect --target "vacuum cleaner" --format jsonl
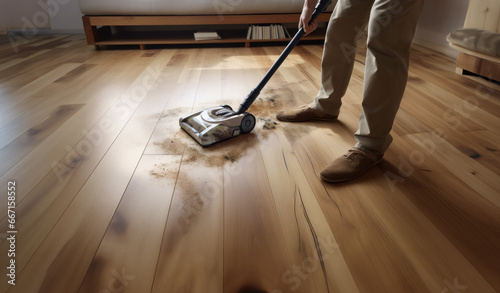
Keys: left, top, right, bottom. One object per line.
{"left": 180, "top": 0, "right": 333, "bottom": 146}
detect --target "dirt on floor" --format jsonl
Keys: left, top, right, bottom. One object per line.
{"left": 153, "top": 135, "right": 251, "bottom": 168}
{"left": 150, "top": 86, "right": 312, "bottom": 170}
{"left": 150, "top": 162, "right": 178, "bottom": 180}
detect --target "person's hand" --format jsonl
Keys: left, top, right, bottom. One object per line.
{"left": 299, "top": 0, "right": 319, "bottom": 35}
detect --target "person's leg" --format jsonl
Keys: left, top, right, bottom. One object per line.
{"left": 276, "top": 0, "right": 373, "bottom": 122}
{"left": 313, "top": 0, "right": 374, "bottom": 116}
{"left": 320, "top": 0, "right": 424, "bottom": 183}
{"left": 354, "top": 0, "right": 425, "bottom": 154}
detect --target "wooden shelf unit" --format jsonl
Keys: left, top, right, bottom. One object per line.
{"left": 82, "top": 14, "right": 331, "bottom": 49}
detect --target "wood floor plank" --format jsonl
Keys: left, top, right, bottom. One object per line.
{"left": 152, "top": 49, "right": 226, "bottom": 293}
{"left": 307, "top": 127, "right": 499, "bottom": 292}
{"left": 78, "top": 155, "right": 181, "bottom": 293}
{"left": 56, "top": 35, "right": 87, "bottom": 49}
{"left": 384, "top": 133, "right": 500, "bottom": 291}
{"left": 0, "top": 52, "right": 136, "bottom": 147}
{"left": 410, "top": 45, "right": 500, "bottom": 108}
{"left": 283, "top": 127, "right": 432, "bottom": 293}
{"left": 0, "top": 34, "right": 41, "bottom": 57}
{"left": 0, "top": 35, "right": 17, "bottom": 54}
{"left": 253, "top": 46, "right": 320, "bottom": 118}
{"left": 1, "top": 35, "right": 499, "bottom": 293}
{"left": 223, "top": 135, "right": 292, "bottom": 293}
{"left": 405, "top": 78, "right": 499, "bottom": 133}
{"left": 192, "top": 47, "right": 223, "bottom": 106}
{"left": 0, "top": 104, "right": 83, "bottom": 175}
{"left": 407, "top": 132, "right": 500, "bottom": 207}
{"left": 0, "top": 44, "right": 91, "bottom": 94}
{"left": 29, "top": 35, "right": 69, "bottom": 47}
{"left": 259, "top": 129, "right": 360, "bottom": 293}
{"left": 300, "top": 44, "right": 324, "bottom": 61}
{"left": 219, "top": 47, "right": 272, "bottom": 108}
{"left": 0, "top": 49, "right": 50, "bottom": 72}
{"left": 0, "top": 62, "right": 81, "bottom": 116}
{"left": 392, "top": 106, "right": 431, "bottom": 135}
{"left": 0, "top": 50, "right": 173, "bottom": 288}
{"left": 285, "top": 45, "right": 323, "bottom": 88}
{"left": 366, "top": 171, "right": 497, "bottom": 292}
{"left": 2, "top": 51, "right": 177, "bottom": 226}
{"left": 0, "top": 51, "right": 157, "bottom": 212}
{"left": 0, "top": 51, "right": 176, "bottom": 292}
{"left": 151, "top": 157, "right": 224, "bottom": 293}
{"left": 144, "top": 49, "right": 207, "bottom": 155}
{"left": 343, "top": 171, "right": 497, "bottom": 293}
{"left": 461, "top": 129, "right": 500, "bottom": 174}
{"left": 3, "top": 51, "right": 175, "bottom": 293}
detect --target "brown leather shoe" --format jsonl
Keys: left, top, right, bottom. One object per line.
{"left": 276, "top": 105, "right": 338, "bottom": 122}
{"left": 320, "top": 148, "right": 383, "bottom": 183}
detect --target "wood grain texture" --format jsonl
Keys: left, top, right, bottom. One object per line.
{"left": 78, "top": 155, "right": 181, "bottom": 293}
{"left": 222, "top": 136, "right": 291, "bottom": 293}
{"left": 0, "top": 104, "right": 83, "bottom": 175}
{"left": 151, "top": 158, "right": 224, "bottom": 293}
{"left": 258, "top": 130, "right": 360, "bottom": 293}
{"left": 0, "top": 34, "right": 499, "bottom": 293}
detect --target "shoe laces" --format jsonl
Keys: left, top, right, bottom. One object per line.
{"left": 344, "top": 148, "right": 365, "bottom": 166}
{"left": 345, "top": 148, "right": 381, "bottom": 166}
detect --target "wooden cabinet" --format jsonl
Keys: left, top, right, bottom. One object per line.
{"left": 82, "top": 14, "right": 331, "bottom": 49}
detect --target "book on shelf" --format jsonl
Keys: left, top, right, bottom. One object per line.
{"left": 247, "top": 24, "right": 291, "bottom": 40}
{"left": 194, "top": 32, "right": 221, "bottom": 41}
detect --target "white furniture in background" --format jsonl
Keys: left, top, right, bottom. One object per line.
{"left": 447, "top": 0, "right": 500, "bottom": 82}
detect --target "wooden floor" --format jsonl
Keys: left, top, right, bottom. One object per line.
{"left": 0, "top": 34, "right": 499, "bottom": 293}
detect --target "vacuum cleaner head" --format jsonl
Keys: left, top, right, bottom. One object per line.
{"left": 179, "top": 105, "right": 256, "bottom": 146}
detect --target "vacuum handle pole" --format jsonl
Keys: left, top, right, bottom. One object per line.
{"left": 236, "top": 0, "right": 332, "bottom": 114}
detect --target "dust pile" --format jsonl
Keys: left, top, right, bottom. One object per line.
{"left": 153, "top": 137, "right": 248, "bottom": 168}
{"left": 150, "top": 163, "right": 178, "bottom": 180}
{"left": 259, "top": 118, "right": 278, "bottom": 130}
{"left": 247, "top": 88, "right": 293, "bottom": 118}
{"left": 245, "top": 89, "right": 291, "bottom": 136}
{"left": 150, "top": 88, "right": 300, "bottom": 171}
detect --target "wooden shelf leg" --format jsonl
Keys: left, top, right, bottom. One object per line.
{"left": 82, "top": 16, "right": 98, "bottom": 45}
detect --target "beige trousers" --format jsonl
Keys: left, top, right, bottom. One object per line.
{"left": 313, "top": 0, "right": 424, "bottom": 154}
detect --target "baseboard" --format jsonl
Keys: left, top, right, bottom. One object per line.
{"left": 413, "top": 37, "right": 458, "bottom": 59}
{"left": 46, "top": 29, "right": 85, "bottom": 34}
{"left": 7, "top": 28, "right": 85, "bottom": 35}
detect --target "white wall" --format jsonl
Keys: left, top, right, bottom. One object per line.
{"left": 0, "top": 0, "right": 51, "bottom": 29}
{"left": 49, "top": 0, "right": 84, "bottom": 32}
{"left": 414, "top": 0, "right": 469, "bottom": 57}
{"left": 0, "top": 0, "right": 83, "bottom": 32}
